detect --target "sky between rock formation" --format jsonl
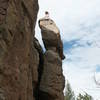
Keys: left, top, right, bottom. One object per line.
{"left": 35, "top": 0, "right": 100, "bottom": 99}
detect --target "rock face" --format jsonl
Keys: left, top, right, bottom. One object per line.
{"left": 0, "top": 0, "right": 39, "bottom": 100}
{"left": 39, "top": 18, "right": 65, "bottom": 100}
{"left": 0, "top": 0, "right": 65, "bottom": 100}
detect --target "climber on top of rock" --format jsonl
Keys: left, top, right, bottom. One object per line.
{"left": 44, "top": 11, "right": 50, "bottom": 19}
{"left": 38, "top": 11, "right": 65, "bottom": 60}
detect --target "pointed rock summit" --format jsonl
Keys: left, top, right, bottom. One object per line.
{"left": 39, "top": 18, "right": 65, "bottom": 60}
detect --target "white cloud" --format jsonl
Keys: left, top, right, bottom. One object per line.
{"left": 35, "top": 0, "right": 100, "bottom": 99}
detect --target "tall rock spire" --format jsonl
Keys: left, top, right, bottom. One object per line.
{"left": 38, "top": 16, "right": 65, "bottom": 100}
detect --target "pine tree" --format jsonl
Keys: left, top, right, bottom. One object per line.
{"left": 65, "top": 81, "right": 75, "bottom": 100}
{"left": 77, "top": 92, "right": 93, "bottom": 100}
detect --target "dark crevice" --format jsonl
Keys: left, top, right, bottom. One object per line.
{"left": 0, "top": 0, "right": 9, "bottom": 24}
{"left": 18, "top": 96, "right": 21, "bottom": 100}
{"left": 34, "top": 37, "right": 44, "bottom": 85}
{"left": 0, "top": 27, "right": 10, "bottom": 47}
{"left": 0, "top": 13, "right": 6, "bottom": 15}
{"left": 38, "top": 90, "right": 54, "bottom": 100}
{"left": 33, "top": 37, "right": 44, "bottom": 100}
{"left": 8, "top": 29, "right": 13, "bottom": 37}
{"left": 0, "top": 7, "right": 7, "bottom": 11}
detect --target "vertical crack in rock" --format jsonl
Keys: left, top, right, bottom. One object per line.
{"left": 33, "top": 37, "right": 44, "bottom": 100}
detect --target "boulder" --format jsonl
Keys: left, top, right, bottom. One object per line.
{"left": 39, "top": 18, "right": 65, "bottom": 60}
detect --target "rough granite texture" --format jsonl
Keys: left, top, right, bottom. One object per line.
{"left": 39, "top": 50, "right": 65, "bottom": 100}
{"left": 0, "top": 0, "right": 65, "bottom": 100}
{"left": 0, "top": 0, "right": 39, "bottom": 100}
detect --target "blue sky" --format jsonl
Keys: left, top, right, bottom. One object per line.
{"left": 96, "top": 66, "right": 100, "bottom": 72}
{"left": 35, "top": 0, "right": 100, "bottom": 99}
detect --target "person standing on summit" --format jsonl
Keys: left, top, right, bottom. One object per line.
{"left": 44, "top": 11, "right": 50, "bottom": 19}
{"left": 39, "top": 11, "right": 65, "bottom": 60}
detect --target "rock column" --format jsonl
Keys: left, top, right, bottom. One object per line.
{"left": 39, "top": 18, "right": 65, "bottom": 100}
